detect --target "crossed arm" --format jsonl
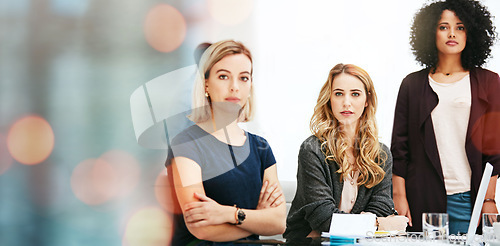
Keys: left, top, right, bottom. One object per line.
{"left": 171, "top": 156, "right": 287, "bottom": 242}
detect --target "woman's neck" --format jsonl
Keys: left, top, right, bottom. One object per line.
{"left": 198, "top": 110, "right": 245, "bottom": 145}
{"left": 209, "top": 102, "right": 241, "bottom": 129}
{"left": 340, "top": 123, "right": 357, "bottom": 147}
{"left": 436, "top": 53, "right": 464, "bottom": 75}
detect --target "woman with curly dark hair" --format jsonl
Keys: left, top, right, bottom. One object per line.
{"left": 391, "top": 0, "right": 500, "bottom": 234}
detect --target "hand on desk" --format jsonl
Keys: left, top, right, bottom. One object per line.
{"left": 377, "top": 215, "right": 409, "bottom": 232}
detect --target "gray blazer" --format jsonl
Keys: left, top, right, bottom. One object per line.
{"left": 284, "top": 135, "right": 394, "bottom": 240}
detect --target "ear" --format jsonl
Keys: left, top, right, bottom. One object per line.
{"left": 365, "top": 102, "right": 368, "bottom": 107}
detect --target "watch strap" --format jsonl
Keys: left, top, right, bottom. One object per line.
{"left": 233, "top": 205, "right": 245, "bottom": 225}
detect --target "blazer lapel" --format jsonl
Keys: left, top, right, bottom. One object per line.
{"left": 418, "top": 70, "right": 444, "bottom": 182}
{"left": 417, "top": 72, "right": 438, "bottom": 128}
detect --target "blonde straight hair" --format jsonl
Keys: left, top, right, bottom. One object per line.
{"left": 188, "top": 40, "right": 254, "bottom": 123}
{"left": 310, "top": 63, "right": 387, "bottom": 188}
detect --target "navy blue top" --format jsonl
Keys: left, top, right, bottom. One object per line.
{"left": 166, "top": 124, "right": 276, "bottom": 245}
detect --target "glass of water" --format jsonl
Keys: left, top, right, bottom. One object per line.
{"left": 482, "top": 213, "right": 500, "bottom": 244}
{"left": 422, "top": 213, "right": 449, "bottom": 240}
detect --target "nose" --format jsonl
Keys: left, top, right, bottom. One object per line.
{"left": 448, "top": 29, "right": 456, "bottom": 38}
{"left": 342, "top": 95, "right": 352, "bottom": 107}
{"left": 229, "top": 78, "right": 239, "bottom": 92}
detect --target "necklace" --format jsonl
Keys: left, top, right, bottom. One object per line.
{"left": 435, "top": 68, "right": 465, "bottom": 77}
{"left": 437, "top": 71, "right": 452, "bottom": 76}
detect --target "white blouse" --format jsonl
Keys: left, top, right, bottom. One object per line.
{"left": 339, "top": 170, "right": 360, "bottom": 213}
{"left": 429, "top": 75, "right": 472, "bottom": 195}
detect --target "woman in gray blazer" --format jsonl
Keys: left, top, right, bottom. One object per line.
{"left": 284, "top": 64, "right": 394, "bottom": 240}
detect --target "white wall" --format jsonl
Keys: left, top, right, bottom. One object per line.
{"left": 192, "top": 0, "right": 500, "bottom": 181}
{"left": 249, "top": 0, "right": 500, "bottom": 181}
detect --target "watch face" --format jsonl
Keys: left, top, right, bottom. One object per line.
{"left": 238, "top": 209, "right": 246, "bottom": 222}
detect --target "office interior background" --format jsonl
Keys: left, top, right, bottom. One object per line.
{"left": 1, "top": 0, "right": 500, "bottom": 245}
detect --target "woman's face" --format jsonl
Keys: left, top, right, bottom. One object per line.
{"left": 205, "top": 54, "right": 252, "bottom": 108}
{"left": 330, "top": 73, "right": 368, "bottom": 127}
{"left": 435, "top": 10, "right": 467, "bottom": 56}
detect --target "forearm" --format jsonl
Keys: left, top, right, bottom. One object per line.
{"left": 392, "top": 174, "right": 412, "bottom": 225}
{"left": 173, "top": 158, "right": 252, "bottom": 241}
{"left": 482, "top": 175, "right": 498, "bottom": 213}
{"left": 187, "top": 222, "right": 252, "bottom": 242}
{"left": 237, "top": 204, "right": 286, "bottom": 236}
{"left": 392, "top": 175, "right": 407, "bottom": 198}
{"left": 187, "top": 203, "right": 286, "bottom": 240}
{"left": 485, "top": 175, "right": 497, "bottom": 199}
{"left": 183, "top": 201, "right": 253, "bottom": 241}
{"left": 364, "top": 180, "right": 394, "bottom": 216}
{"left": 304, "top": 200, "right": 340, "bottom": 233}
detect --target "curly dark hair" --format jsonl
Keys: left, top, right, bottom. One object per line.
{"left": 410, "top": 0, "right": 497, "bottom": 70}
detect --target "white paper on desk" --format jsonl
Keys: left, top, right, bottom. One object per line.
{"left": 325, "top": 213, "right": 377, "bottom": 238}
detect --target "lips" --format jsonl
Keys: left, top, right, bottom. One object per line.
{"left": 225, "top": 97, "right": 240, "bottom": 103}
{"left": 446, "top": 40, "right": 458, "bottom": 46}
{"left": 340, "top": 111, "right": 354, "bottom": 116}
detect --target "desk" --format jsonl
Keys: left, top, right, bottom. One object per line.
{"left": 358, "top": 237, "right": 453, "bottom": 245}
{"left": 234, "top": 235, "right": 485, "bottom": 245}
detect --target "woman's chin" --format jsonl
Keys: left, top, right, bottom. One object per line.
{"left": 337, "top": 119, "right": 359, "bottom": 127}
{"left": 212, "top": 101, "right": 242, "bottom": 117}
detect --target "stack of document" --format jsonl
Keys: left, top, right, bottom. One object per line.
{"left": 322, "top": 213, "right": 377, "bottom": 239}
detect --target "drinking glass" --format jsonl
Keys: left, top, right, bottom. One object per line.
{"left": 482, "top": 213, "right": 500, "bottom": 244}
{"left": 422, "top": 213, "right": 449, "bottom": 240}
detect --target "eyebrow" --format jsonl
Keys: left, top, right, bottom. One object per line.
{"left": 333, "top": 88, "right": 363, "bottom": 92}
{"left": 215, "top": 69, "right": 251, "bottom": 75}
{"left": 438, "top": 22, "right": 464, "bottom": 25}
{"left": 216, "top": 69, "right": 231, "bottom": 74}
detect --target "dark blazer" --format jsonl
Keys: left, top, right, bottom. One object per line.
{"left": 391, "top": 67, "right": 500, "bottom": 232}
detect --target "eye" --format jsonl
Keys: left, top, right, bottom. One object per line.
{"left": 240, "top": 76, "right": 250, "bottom": 82}
{"left": 457, "top": 26, "right": 465, "bottom": 31}
{"left": 334, "top": 92, "right": 343, "bottom": 96}
{"left": 218, "top": 75, "right": 228, "bottom": 80}
{"left": 438, "top": 25, "right": 447, "bottom": 30}
{"left": 352, "top": 92, "right": 360, "bottom": 97}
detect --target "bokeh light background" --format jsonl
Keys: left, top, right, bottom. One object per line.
{"left": 0, "top": 0, "right": 499, "bottom": 245}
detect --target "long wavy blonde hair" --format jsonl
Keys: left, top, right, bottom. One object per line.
{"left": 310, "top": 63, "right": 387, "bottom": 188}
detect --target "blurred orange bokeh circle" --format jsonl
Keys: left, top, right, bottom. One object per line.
{"left": 7, "top": 115, "right": 54, "bottom": 165}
